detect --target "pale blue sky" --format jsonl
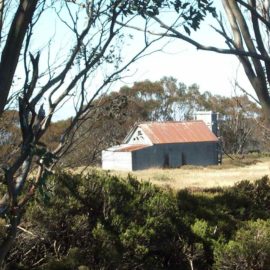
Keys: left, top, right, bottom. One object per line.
{"left": 117, "top": 41, "right": 246, "bottom": 96}
{"left": 115, "top": 5, "right": 253, "bottom": 98}
{"left": 20, "top": 1, "right": 255, "bottom": 120}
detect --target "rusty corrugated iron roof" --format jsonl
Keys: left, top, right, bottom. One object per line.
{"left": 115, "top": 144, "right": 151, "bottom": 152}
{"left": 138, "top": 121, "right": 218, "bottom": 144}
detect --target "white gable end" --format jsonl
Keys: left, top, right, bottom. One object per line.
{"left": 126, "top": 127, "right": 152, "bottom": 145}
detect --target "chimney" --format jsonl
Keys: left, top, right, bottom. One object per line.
{"left": 194, "top": 111, "right": 219, "bottom": 136}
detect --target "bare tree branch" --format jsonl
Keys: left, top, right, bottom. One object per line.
{"left": 152, "top": 15, "right": 270, "bottom": 61}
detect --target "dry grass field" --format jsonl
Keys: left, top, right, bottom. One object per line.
{"left": 100, "top": 156, "right": 270, "bottom": 190}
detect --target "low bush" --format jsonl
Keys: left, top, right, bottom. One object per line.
{"left": 214, "top": 219, "right": 270, "bottom": 270}
{"left": 4, "top": 172, "right": 270, "bottom": 269}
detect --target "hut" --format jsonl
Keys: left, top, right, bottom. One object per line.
{"left": 102, "top": 114, "right": 220, "bottom": 171}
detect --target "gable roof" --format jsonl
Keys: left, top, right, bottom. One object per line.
{"left": 125, "top": 121, "right": 218, "bottom": 144}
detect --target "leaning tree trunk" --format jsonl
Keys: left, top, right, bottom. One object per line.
{"left": 0, "top": 0, "right": 38, "bottom": 114}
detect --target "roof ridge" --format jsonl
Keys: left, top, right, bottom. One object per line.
{"left": 138, "top": 120, "right": 203, "bottom": 125}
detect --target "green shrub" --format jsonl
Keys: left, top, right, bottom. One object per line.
{"left": 5, "top": 173, "right": 270, "bottom": 269}
{"left": 7, "top": 171, "right": 194, "bottom": 269}
{"left": 214, "top": 219, "right": 270, "bottom": 270}
{"left": 216, "top": 176, "right": 270, "bottom": 220}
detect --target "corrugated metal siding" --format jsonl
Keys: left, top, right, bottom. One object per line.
{"left": 132, "top": 142, "right": 218, "bottom": 170}
{"left": 102, "top": 141, "right": 219, "bottom": 171}
{"left": 139, "top": 121, "right": 218, "bottom": 144}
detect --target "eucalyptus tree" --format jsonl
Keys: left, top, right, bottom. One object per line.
{"left": 136, "top": 0, "right": 270, "bottom": 122}
{"left": 0, "top": 0, "right": 215, "bottom": 264}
